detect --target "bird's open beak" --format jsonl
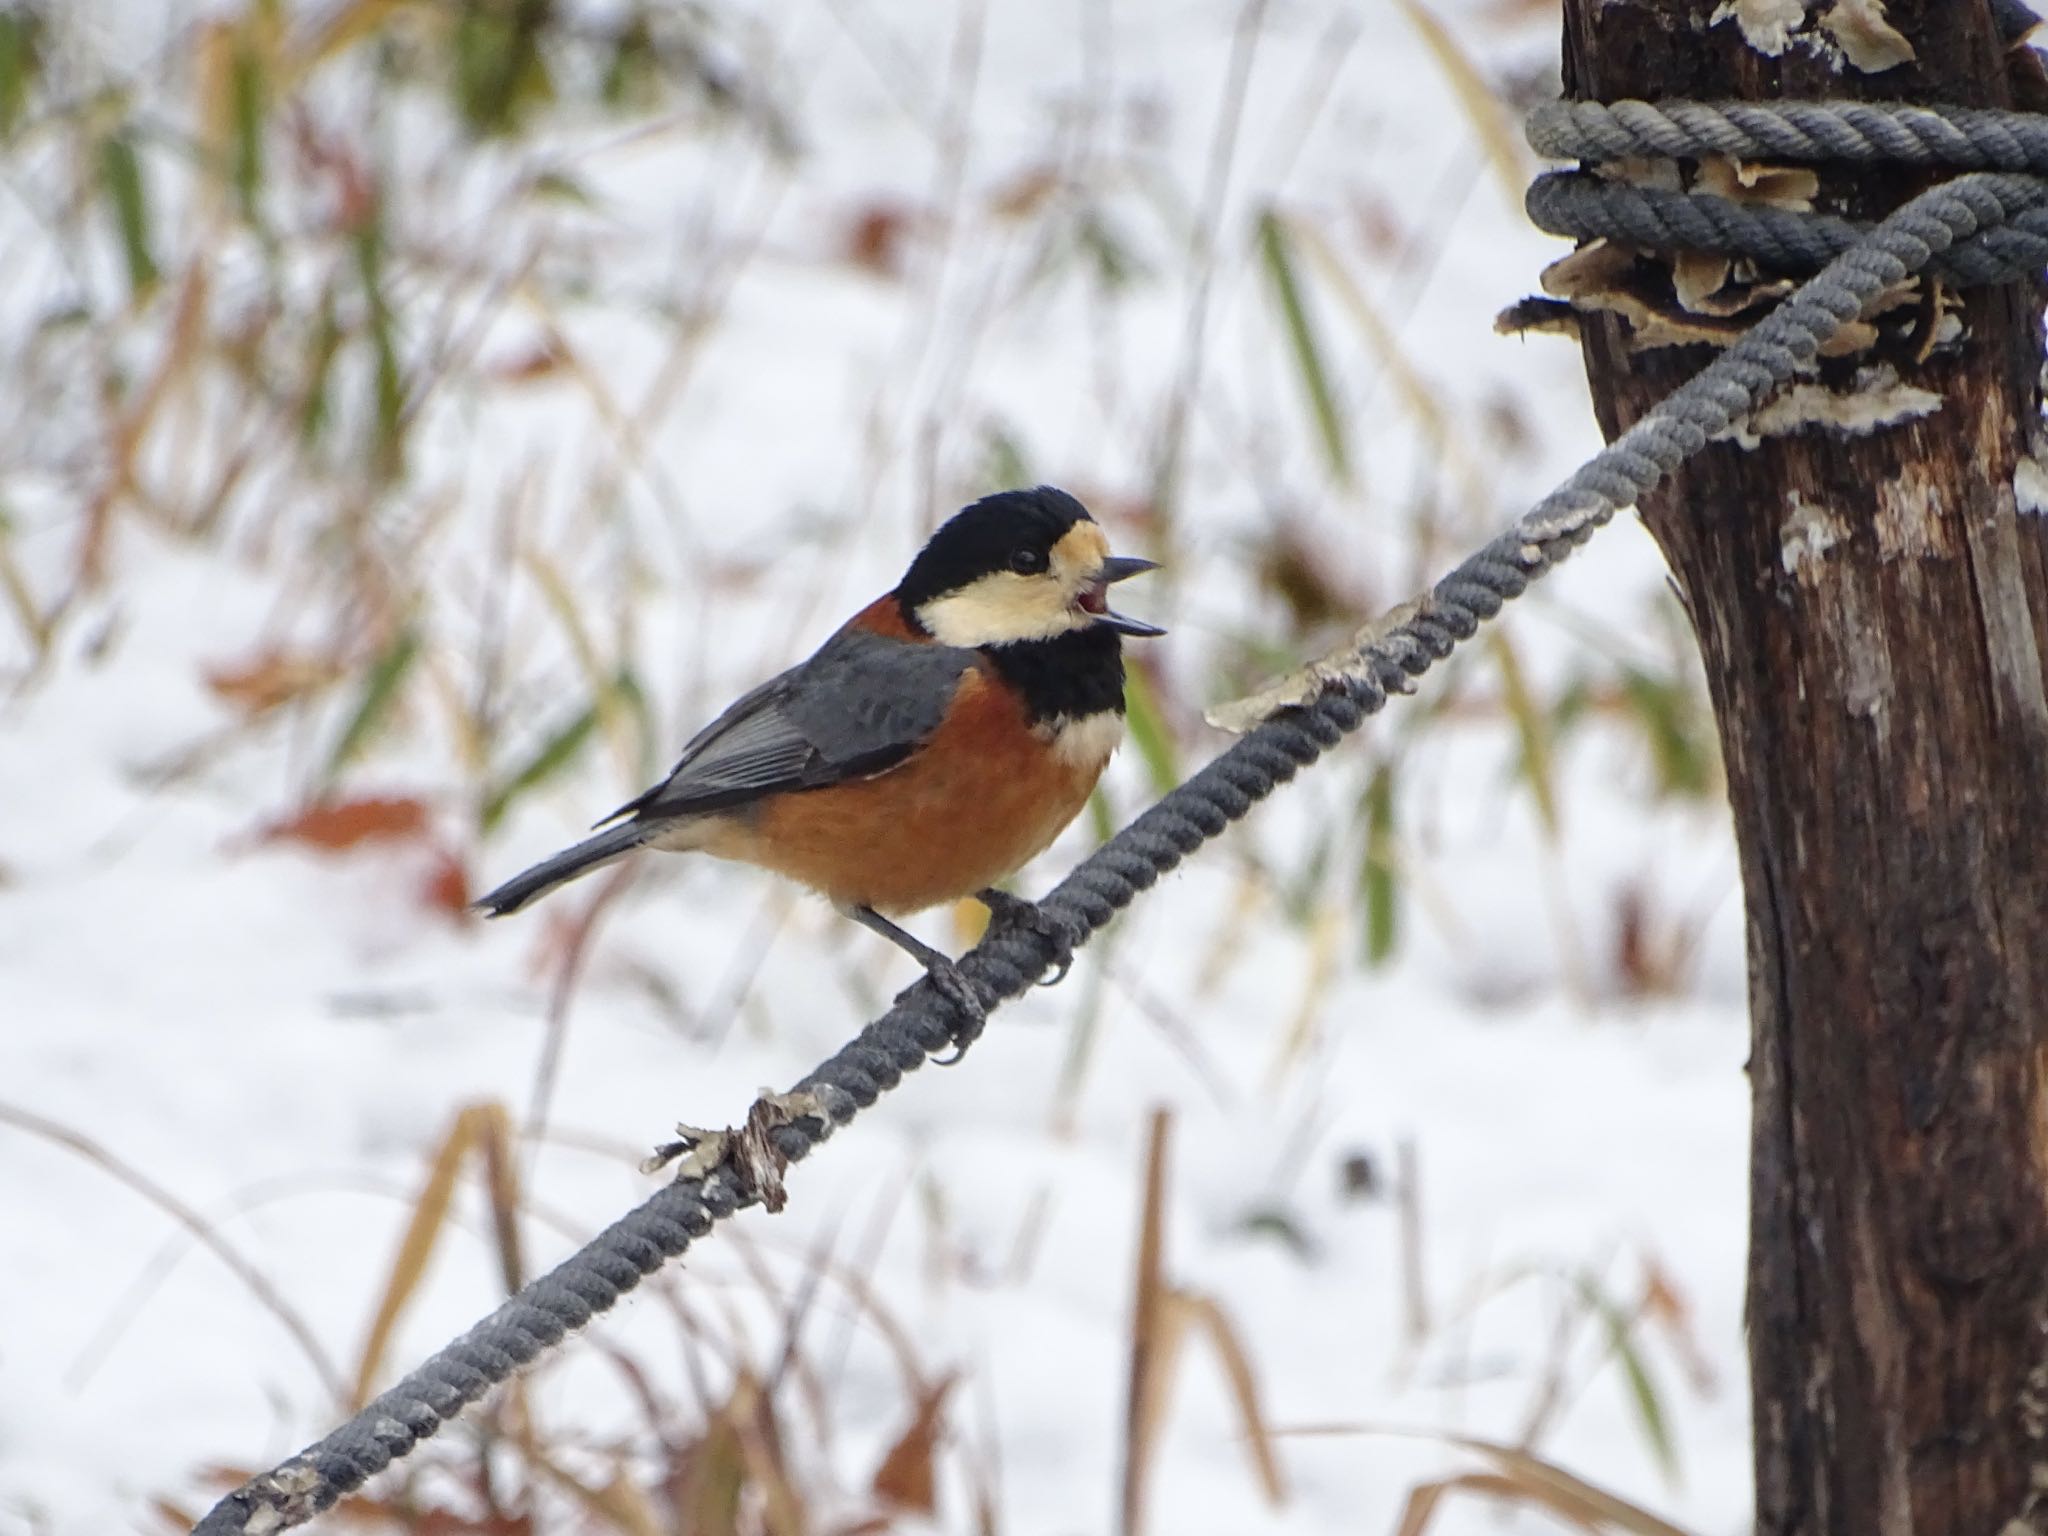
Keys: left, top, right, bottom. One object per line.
{"left": 1081, "top": 556, "right": 1165, "bottom": 636}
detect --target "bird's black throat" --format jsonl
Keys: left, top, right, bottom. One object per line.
{"left": 980, "top": 626, "right": 1127, "bottom": 724}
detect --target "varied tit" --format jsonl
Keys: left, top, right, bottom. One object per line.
{"left": 476, "top": 486, "right": 1163, "bottom": 1007}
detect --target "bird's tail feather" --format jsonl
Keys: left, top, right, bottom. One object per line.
{"left": 474, "top": 823, "right": 649, "bottom": 917}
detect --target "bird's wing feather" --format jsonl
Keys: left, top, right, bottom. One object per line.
{"left": 603, "top": 627, "right": 977, "bottom": 823}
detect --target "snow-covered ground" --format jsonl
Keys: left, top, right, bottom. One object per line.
{"left": 3, "top": 3, "right": 1754, "bottom": 1532}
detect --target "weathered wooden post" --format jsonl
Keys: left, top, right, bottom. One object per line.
{"left": 1555, "top": 4, "right": 2048, "bottom": 1531}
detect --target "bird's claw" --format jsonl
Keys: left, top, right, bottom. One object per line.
{"left": 913, "top": 956, "right": 986, "bottom": 1064}
{"left": 976, "top": 888, "right": 1077, "bottom": 986}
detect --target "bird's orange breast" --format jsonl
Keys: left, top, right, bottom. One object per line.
{"left": 699, "top": 666, "right": 1116, "bottom": 915}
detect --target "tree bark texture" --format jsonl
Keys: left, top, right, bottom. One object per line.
{"left": 1558, "top": 5, "right": 2048, "bottom": 1533}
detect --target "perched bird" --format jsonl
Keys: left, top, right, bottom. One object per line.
{"left": 476, "top": 486, "right": 1162, "bottom": 1007}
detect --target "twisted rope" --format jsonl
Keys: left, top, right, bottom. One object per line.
{"left": 193, "top": 104, "right": 2048, "bottom": 1534}
{"left": 1527, "top": 98, "right": 2048, "bottom": 172}
{"left": 1525, "top": 100, "right": 2048, "bottom": 291}
{"left": 1526, "top": 172, "right": 2048, "bottom": 288}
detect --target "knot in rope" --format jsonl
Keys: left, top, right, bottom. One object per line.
{"left": 1525, "top": 99, "right": 2048, "bottom": 295}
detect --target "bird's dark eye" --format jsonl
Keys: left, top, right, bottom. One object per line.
{"left": 1010, "top": 547, "right": 1049, "bottom": 575}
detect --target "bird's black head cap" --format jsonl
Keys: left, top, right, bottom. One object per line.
{"left": 895, "top": 486, "right": 1093, "bottom": 621}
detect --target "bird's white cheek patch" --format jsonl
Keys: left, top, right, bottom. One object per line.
{"left": 918, "top": 579, "right": 1084, "bottom": 646}
{"left": 1047, "top": 710, "right": 1125, "bottom": 770}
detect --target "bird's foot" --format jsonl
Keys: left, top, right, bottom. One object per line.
{"left": 910, "top": 955, "right": 987, "bottom": 1065}
{"left": 976, "top": 888, "right": 1078, "bottom": 986}
{"left": 844, "top": 903, "right": 986, "bottom": 1060}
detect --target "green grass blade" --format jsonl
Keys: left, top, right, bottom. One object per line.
{"left": 1492, "top": 631, "right": 1560, "bottom": 838}
{"left": 1255, "top": 207, "right": 1350, "bottom": 485}
{"left": 352, "top": 211, "right": 404, "bottom": 479}
{"left": 608, "top": 664, "right": 657, "bottom": 781}
{"left": 1359, "top": 764, "right": 1399, "bottom": 965}
{"left": 452, "top": 0, "right": 554, "bottom": 137}
{"left": 325, "top": 625, "right": 421, "bottom": 781}
{"left": 299, "top": 286, "right": 342, "bottom": 445}
{"left": 230, "top": 39, "right": 267, "bottom": 223}
{"left": 1576, "top": 1271, "right": 1680, "bottom": 1484}
{"left": 0, "top": 10, "right": 40, "bottom": 140}
{"left": 98, "top": 129, "right": 159, "bottom": 299}
{"left": 1122, "top": 665, "right": 1181, "bottom": 798}
{"left": 481, "top": 702, "right": 598, "bottom": 835}
{"left": 1620, "top": 666, "right": 1715, "bottom": 800}
{"left": 1087, "top": 781, "right": 1116, "bottom": 846}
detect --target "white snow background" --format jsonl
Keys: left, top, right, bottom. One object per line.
{"left": 1, "top": 2, "right": 1756, "bottom": 1532}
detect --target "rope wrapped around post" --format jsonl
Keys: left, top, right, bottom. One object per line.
{"left": 194, "top": 101, "right": 2048, "bottom": 1535}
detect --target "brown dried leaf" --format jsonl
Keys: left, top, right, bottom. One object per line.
{"left": 1613, "top": 884, "right": 1657, "bottom": 997}
{"left": 1256, "top": 520, "right": 1368, "bottom": 634}
{"left": 1392, "top": 1475, "right": 1452, "bottom": 1536}
{"left": 728, "top": 1371, "right": 807, "bottom": 1536}
{"left": 1348, "top": 191, "right": 1406, "bottom": 259}
{"left": 204, "top": 648, "right": 342, "bottom": 719}
{"left": 1175, "top": 1291, "right": 1288, "bottom": 1506}
{"left": 1400, "top": 1471, "right": 1607, "bottom": 1535}
{"left": 683, "top": 1407, "right": 748, "bottom": 1536}
{"left": 261, "top": 795, "right": 429, "bottom": 852}
{"left": 247, "top": 1483, "right": 530, "bottom": 1532}
{"left": 530, "top": 1451, "right": 666, "bottom": 1536}
{"left": 1122, "top": 1109, "right": 1178, "bottom": 1536}
{"left": 490, "top": 335, "right": 573, "bottom": 384}
{"left": 842, "top": 202, "right": 918, "bottom": 279}
{"left": 351, "top": 1103, "right": 496, "bottom": 1409}
{"left": 1430, "top": 1436, "right": 1696, "bottom": 1536}
{"left": 1390, "top": 0, "right": 1528, "bottom": 210}
{"left": 291, "top": 0, "right": 409, "bottom": 77}
{"left": 988, "top": 165, "right": 1059, "bottom": 220}
{"left": 1118, "top": 1111, "right": 1287, "bottom": 1529}
{"left": 871, "top": 1375, "right": 957, "bottom": 1512}
{"left": 474, "top": 1100, "right": 524, "bottom": 1293}
{"left": 1641, "top": 1262, "right": 1690, "bottom": 1330}
{"left": 193, "top": 21, "right": 238, "bottom": 178}
{"left": 1640, "top": 1257, "right": 1720, "bottom": 1393}
{"left": 419, "top": 847, "right": 473, "bottom": 919}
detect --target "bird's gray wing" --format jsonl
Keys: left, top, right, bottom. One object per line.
{"left": 602, "top": 627, "right": 978, "bottom": 824}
